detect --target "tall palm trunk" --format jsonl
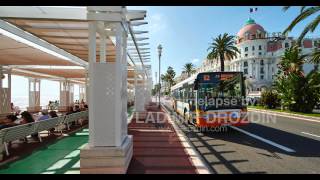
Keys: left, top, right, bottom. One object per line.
{"left": 220, "top": 54, "right": 225, "bottom": 72}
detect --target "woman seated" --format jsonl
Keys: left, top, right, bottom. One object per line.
{"left": 38, "top": 109, "right": 50, "bottom": 121}
{"left": 0, "top": 115, "right": 19, "bottom": 130}
{"left": 20, "top": 111, "right": 35, "bottom": 124}
{"left": 49, "top": 111, "right": 58, "bottom": 118}
{"left": 20, "top": 111, "right": 38, "bottom": 140}
{"left": 48, "top": 111, "right": 59, "bottom": 133}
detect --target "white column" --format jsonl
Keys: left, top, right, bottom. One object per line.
{"left": 256, "top": 62, "right": 259, "bottom": 80}
{"left": 0, "top": 67, "right": 11, "bottom": 115}
{"left": 249, "top": 60, "right": 253, "bottom": 78}
{"left": 85, "top": 69, "right": 89, "bottom": 103}
{"left": 69, "top": 83, "right": 74, "bottom": 106}
{"left": 59, "top": 80, "right": 73, "bottom": 111}
{"left": 134, "top": 68, "right": 146, "bottom": 112}
{"left": 265, "top": 62, "right": 269, "bottom": 81}
{"left": 81, "top": 18, "right": 132, "bottom": 174}
{"left": 27, "top": 78, "right": 41, "bottom": 112}
{"left": 79, "top": 84, "right": 86, "bottom": 102}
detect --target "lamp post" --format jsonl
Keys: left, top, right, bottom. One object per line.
{"left": 155, "top": 71, "right": 157, "bottom": 102}
{"left": 157, "top": 44, "right": 162, "bottom": 109}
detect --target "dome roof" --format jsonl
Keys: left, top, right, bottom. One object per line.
{"left": 237, "top": 18, "right": 265, "bottom": 39}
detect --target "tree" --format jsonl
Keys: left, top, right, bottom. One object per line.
{"left": 275, "top": 46, "right": 320, "bottom": 113}
{"left": 283, "top": 6, "right": 320, "bottom": 46}
{"left": 165, "top": 66, "right": 176, "bottom": 95}
{"left": 183, "top": 63, "right": 196, "bottom": 77}
{"left": 278, "top": 45, "right": 307, "bottom": 76}
{"left": 152, "top": 83, "right": 161, "bottom": 96}
{"left": 161, "top": 74, "right": 169, "bottom": 94}
{"left": 261, "top": 89, "right": 280, "bottom": 109}
{"left": 207, "top": 33, "right": 239, "bottom": 72}
{"left": 310, "top": 48, "right": 320, "bottom": 71}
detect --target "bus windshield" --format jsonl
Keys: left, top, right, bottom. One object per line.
{"left": 197, "top": 73, "right": 245, "bottom": 111}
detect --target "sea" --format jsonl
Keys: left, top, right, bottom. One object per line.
{"left": 11, "top": 95, "right": 79, "bottom": 111}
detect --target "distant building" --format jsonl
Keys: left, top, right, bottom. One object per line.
{"left": 195, "top": 18, "right": 320, "bottom": 97}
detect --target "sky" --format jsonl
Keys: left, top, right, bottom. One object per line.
{"left": 127, "top": 6, "right": 319, "bottom": 81}
{"left": 9, "top": 6, "right": 320, "bottom": 108}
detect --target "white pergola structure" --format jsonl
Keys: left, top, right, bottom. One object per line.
{"left": 0, "top": 6, "right": 152, "bottom": 173}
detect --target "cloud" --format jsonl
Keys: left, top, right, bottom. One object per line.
{"left": 191, "top": 58, "right": 200, "bottom": 64}
{"left": 148, "top": 13, "right": 167, "bottom": 34}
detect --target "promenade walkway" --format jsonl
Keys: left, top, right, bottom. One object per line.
{"left": 0, "top": 105, "right": 197, "bottom": 174}
{"left": 127, "top": 103, "right": 197, "bottom": 174}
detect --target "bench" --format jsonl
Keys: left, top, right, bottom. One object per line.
{"left": 0, "top": 110, "right": 89, "bottom": 158}
{"left": 0, "top": 122, "right": 37, "bottom": 156}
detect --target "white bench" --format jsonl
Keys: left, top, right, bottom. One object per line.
{"left": 0, "top": 110, "right": 89, "bottom": 158}
{"left": 35, "top": 116, "right": 65, "bottom": 141}
{"left": 0, "top": 123, "right": 37, "bottom": 156}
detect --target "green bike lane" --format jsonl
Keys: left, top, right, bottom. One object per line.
{"left": 0, "top": 106, "right": 135, "bottom": 174}
{"left": 0, "top": 128, "right": 89, "bottom": 174}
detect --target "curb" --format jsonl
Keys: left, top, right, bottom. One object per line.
{"left": 161, "top": 104, "right": 213, "bottom": 174}
{"left": 248, "top": 108, "right": 320, "bottom": 121}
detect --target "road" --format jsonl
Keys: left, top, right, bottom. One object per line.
{"left": 161, "top": 98, "right": 320, "bottom": 174}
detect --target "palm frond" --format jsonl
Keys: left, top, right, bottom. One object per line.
{"left": 283, "top": 6, "right": 320, "bottom": 35}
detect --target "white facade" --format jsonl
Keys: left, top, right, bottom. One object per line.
{"left": 195, "top": 18, "right": 320, "bottom": 96}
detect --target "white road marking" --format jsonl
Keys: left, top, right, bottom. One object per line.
{"left": 301, "top": 132, "right": 320, "bottom": 138}
{"left": 230, "top": 126, "right": 296, "bottom": 153}
{"left": 249, "top": 109, "right": 320, "bottom": 124}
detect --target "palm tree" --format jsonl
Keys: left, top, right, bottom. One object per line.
{"left": 207, "top": 33, "right": 239, "bottom": 72}
{"left": 165, "top": 66, "right": 176, "bottom": 94}
{"left": 183, "top": 63, "right": 196, "bottom": 77}
{"left": 161, "top": 74, "right": 169, "bottom": 93}
{"left": 278, "top": 45, "right": 307, "bottom": 76}
{"left": 310, "top": 48, "right": 320, "bottom": 71}
{"left": 283, "top": 6, "right": 320, "bottom": 46}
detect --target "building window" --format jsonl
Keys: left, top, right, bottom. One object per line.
{"left": 244, "top": 68, "right": 248, "bottom": 74}
{"left": 252, "top": 46, "right": 255, "bottom": 51}
{"left": 244, "top": 61, "right": 248, "bottom": 67}
{"left": 260, "top": 60, "right": 264, "bottom": 65}
{"left": 285, "top": 42, "right": 289, "bottom": 48}
{"left": 259, "top": 45, "right": 262, "bottom": 50}
{"left": 260, "top": 75, "right": 264, "bottom": 80}
{"left": 260, "top": 67, "right": 264, "bottom": 74}
{"left": 245, "top": 47, "right": 248, "bottom": 52}
{"left": 259, "top": 52, "right": 262, "bottom": 56}
{"left": 245, "top": 54, "right": 248, "bottom": 57}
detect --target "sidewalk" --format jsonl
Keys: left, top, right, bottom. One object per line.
{"left": 127, "top": 102, "right": 198, "bottom": 174}
{"left": 0, "top": 104, "right": 199, "bottom": 174}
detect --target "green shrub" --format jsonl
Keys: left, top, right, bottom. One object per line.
{"left": 261, "top": 89, "right": 280, "bottom": 109}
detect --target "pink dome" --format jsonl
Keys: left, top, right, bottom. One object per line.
{"left": 237, "top": 18, "right": 265, "bottom": 40}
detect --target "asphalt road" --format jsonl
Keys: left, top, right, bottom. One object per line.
{"left": 161, "top": 99, "right": 320, "bottom": 174}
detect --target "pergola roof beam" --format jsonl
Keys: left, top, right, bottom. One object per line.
{"left": 128, "top": 37, "right": 149, "bottom": 41}
{"left": 0, "top": 19, "right": 88, "bottom": 67}
{"left": 130, "top": 21, "right": 148, "bottom": 26}
{"left": 127, "top": 43, "right": 149, "bottom": 46}
{"left": 0, "top": 6, "right": 87, "bottom": 20}
{"left": 132, "top": 30, "right": 148, "bottom": 34}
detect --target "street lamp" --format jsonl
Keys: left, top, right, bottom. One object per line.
{"left": 157, "top": 44, "right": 162, "bottom": 109}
